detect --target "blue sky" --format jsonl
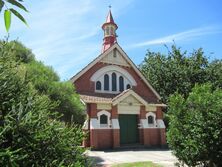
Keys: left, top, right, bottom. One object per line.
{"left": 1, "top": 0, "right": 222, "bottom": 80}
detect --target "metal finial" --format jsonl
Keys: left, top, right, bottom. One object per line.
{"left": 108, "top": 5, "right": 112, "bottom": 9}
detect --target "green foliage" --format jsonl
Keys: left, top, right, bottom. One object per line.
{"left": 1, "top": 40, "right": 85, "bottom": 124}
{"left": 1, "top": 0, "right": 28, "bottom": 32}
{"left": 0, "top": 97, "right": 86, "bottom": 166}
{"left": 0, "top": 41, "right": 88, "bottom": 166}
{"left": 4, "top": 9, "right": 11, "bottom": 32}
{"left": 0, "top": 41, "right": 30, "bottom": 118}
{"left": 25, "top": 60, "right": 85, "bottom": 124}
{"left": 167, "top": 84, "right": 222, "bottom": 166}
{"left": 25, "top": 61, "right": 59, "bottom": 93}
{"left": 139, "top": 45, "right": 209, "bottom": 103}
{"left": 0, "top": 40, "right": 35, "bottom": 63}
{"left": 48, "top": 81, "right": 85, "bottom": 124}
{"left": 206, "top": 60, "right": 222, "bottom": 89}
{"left": 10, "top": 8, "right": 28, "bottom": 26}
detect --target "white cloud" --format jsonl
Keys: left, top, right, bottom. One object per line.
{"left": 132, "top": 26, "right": 222, "bottom": 48}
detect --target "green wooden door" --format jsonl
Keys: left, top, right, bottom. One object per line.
{"left": 119, "top": 114, "right": 139, "bottom": 144}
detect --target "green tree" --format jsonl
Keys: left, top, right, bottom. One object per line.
{"left": 2, "top": 40, "right": 85, "bottom": 124}
{"left": 167, "top": 84, "right": 222, "bottom": 167}
{"left": 25, "top": 58, "right": 85, "bottom": 124}
{"left": 48, "top": 81, "right": 85, "bottom": 124}
{"left": 206, "top": 60, "right": 222, "bottom": 89}
{"left": 139, "top": 45, "right": 209, "bottom": 103}
{"left": 0, "top": 41, "right": 88, "bottom": 166}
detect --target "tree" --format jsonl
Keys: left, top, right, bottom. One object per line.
{"left": 167, "top": 84, "right": 222, "bottom": 166}
{"left": 139, "top": 45, "right": 209, "bottom": 103}
{"left": 206, "top": 60, "right": 222, "bottom": 89}
{"left": 1, "top": 40, "right": 85, "bottom": 124}
{"left": 0, "top": 0, "right": 28, "bottom": 32}
{"left": 24, "top": 55, "right": 85, "bottom": 124}
{"left": 0, "top": 41, "right": 88, "bottom": 166}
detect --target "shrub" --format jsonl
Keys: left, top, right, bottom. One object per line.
{"left": 167, "top": 84, "right": 222, "bottom": 166}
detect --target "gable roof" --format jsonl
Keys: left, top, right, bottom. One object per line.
{"left": 112, "top": 89, "right": 147, "bottom": 106}
{"left": 79, "top": 89, "right": 167, "bottom": 107}
{"left": 70, "top": 43, "right": 161, "bottom": 100}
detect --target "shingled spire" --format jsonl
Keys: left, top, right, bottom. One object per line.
{"left": 101, "top": 8, "right": 118, "bottom": 53}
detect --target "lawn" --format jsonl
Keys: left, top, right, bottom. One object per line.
{"left": 111, "top": 161, "right": 162, "bottom": 167}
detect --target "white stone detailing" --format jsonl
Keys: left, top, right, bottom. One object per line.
{"left": 91, "top": 65, "right": 137, "bottom": 94}
{"left": 111, "top": 119, "right": 120, "bottom": 129}
{"left": 97, "top": 110, "right": 111, "bottom": 129}
{"left": 157, "top": 119, "right": 166, "bottom": 128}
{"left": 146, "top": 112, "right": 157, "bottom": 127}
{"left": 140, "top": 119, "right": 147, "bottom": 128}
{"left": 120, "top": 95, "right": 141, "bottom": 106}
{"left": 97, "top": 103, "right": 112, "bottom": 110}
{"left": 140, "top": 118, "right": 166, "bottom": 129}
{"left": 146, "top": 105, "right": 157, "bottom": 112}
{"left": 140, "top": 119, "right": 157, "bottom": 128}
{"left": 118, "top": 104, "right": 140, "bottom": 114}
{"left": 100, "top": 49, "right": 130, "bottom": 67}
{"left": 113, "top": 90, "right": 147, "bottom": 106}
{"left": 90, "top": 118, "right": 99, "bottom": 129}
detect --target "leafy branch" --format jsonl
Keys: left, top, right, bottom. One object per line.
{"left": 0, "top": 0, "right": 28, "bottom": 32}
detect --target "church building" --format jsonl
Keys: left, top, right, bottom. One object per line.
{"left": 71, "top": 9, "right": 166, "bottom": 149}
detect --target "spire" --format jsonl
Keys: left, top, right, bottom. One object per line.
{"left": 105, "top": 9, "right": 115, "bottom": 24}
{"left": 101, "top": 7, "right": 118, "bottom": 53}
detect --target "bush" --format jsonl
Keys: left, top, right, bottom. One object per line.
{"left": 0, "top": 96, "right": 86, "bottom": 166}
{"left": 0, "top": 41, "right": 88, "bottom": 166}
{"left": 167, "top": 84, "right": 222, "bottom": 166}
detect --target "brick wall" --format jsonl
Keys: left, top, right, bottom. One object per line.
{"left": 143, "top": 128, "right": 161, "bottom": 146}
{"left": 90, "top": 129, "right": 113, "bottom": 149}
{"left": 156, "top": 107, "right": 163, "bottom": 119}
{"left": 74, "top": 62, "right": 158, "bottom": 102}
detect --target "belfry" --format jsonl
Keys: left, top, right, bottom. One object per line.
{"left": 102, "top": 9, "right": 118, "bottom": 53}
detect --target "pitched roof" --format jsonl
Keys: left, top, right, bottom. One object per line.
{"left": 112, "top": 89, "right": 147, "bottom": 106}
{"left": 106, "top": 10, "right": 115, "bottom": 24}
{"left": 80, "top": 94, "right": 112, "bottom": 104}
{"left": 70, "top": 43, "right": 161, "bottom": 100}
{"left": 102, "top": 9, "right": 118, "bottom": 29}
{"left": 79, "top": 89, "right": 166, "bottom": 107}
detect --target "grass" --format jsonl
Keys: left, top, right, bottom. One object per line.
{"left": 111, "top": 161, "right": 162, "bottom": 167}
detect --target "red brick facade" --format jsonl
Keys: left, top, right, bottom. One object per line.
{"left": 74, "top": 62, "right": 158, "bottom": 103}
{"left": 82, "top": 104, "right": 166, "bottom": 149}
{"left": 73, "top": 10, "right": 166, "bottom": 150}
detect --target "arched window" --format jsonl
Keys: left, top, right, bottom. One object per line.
{"left": 104, "top": 74, "right": 109, "bottom": 90}
{"left": 148, "top": 116, "right": 154, "bottom": 124}
{"left": 113, "top": 49, "right": 117, "bottom": 57}
{"left": 110, "top": 27, "right": 114, "bottom": 35}
{"left": 112, "top": 73, "right": 117, "bottom": 91}
{"left": 96, "top": 81, "right": 101, "bottom": 90}
{"left": 146, "top": 112, "right": 156, "bottom": 127}
{"left": 119, "top": 76, "right": 124, "bottom": 92}
{"left": 105, "top": 27, "right": 109, "bottom": 36}
{"left": 126, "top": 84, "right": 131, "bottom": 89}
{"left": 100, "top": 114, "right": 108, "bottom": 124}
{"left": 97, "top": 110, "right": 111, "bottom": 128}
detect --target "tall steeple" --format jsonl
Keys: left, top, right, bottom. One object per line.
{"left": 101, "top": 7, "right": 118, "bottom": 53}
